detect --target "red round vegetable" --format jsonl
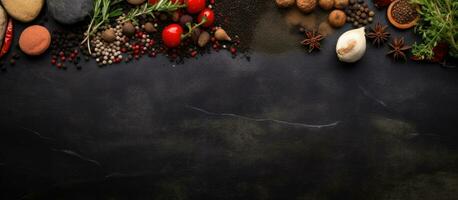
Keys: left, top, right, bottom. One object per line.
{"left": 197, "top": 8, "right": 215, "bottom": 27}
{"left": 185, "top": 0, "right": 206, "bottom": 14}
{"left": 162, "top": 24, "right": 183, "bottom": 48}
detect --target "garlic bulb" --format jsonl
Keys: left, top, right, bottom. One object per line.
{"left": 336, "top": 27, "right": 366, "bottom": 63}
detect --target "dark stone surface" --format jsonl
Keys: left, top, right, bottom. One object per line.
{"left": 47, "top": 0, "right": 93, "bottom": 24}
{"left": 1, "top": 1, "right": 458, "bottom": 200}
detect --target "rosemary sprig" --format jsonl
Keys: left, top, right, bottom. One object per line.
{"left": 82, "top": 0, "right": 123, "bottom": 54}
{"left": 123, "top": 0, "right": 186, "bottom": 24}
{"left": 82, "top": 0, "right": 186, "bottom": 54}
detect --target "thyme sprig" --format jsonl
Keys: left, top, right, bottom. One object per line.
{"left": 411, "top": 0, "right": 457, "bottom": 59}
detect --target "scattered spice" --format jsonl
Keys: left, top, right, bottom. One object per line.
{"left": 366, "top": 22, "right": 390, "bottom": 47}
{"left": 301, "top": 30, "right": 324, "bottom": 53}
{"left": 50, "top": 28, "right": 86, "bottom": 70}
{"left": 391, "top": 0, "right": 418, "bottom": 24}
{"left": 387, "top": 37, "right": 411, "bottom": 61}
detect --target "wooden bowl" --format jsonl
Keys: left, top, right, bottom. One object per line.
{"left": 387, "top": 0, "right": 420, "bottom": 30}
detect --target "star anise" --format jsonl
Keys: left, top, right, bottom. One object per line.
{"left": 387, "top": 37, "right": 411, "bottom": 61}
{"left": 301, "top": 30, "right": 324, "bottom": 53}
{"left": 366, "top": 22, "right": 391, "bottom": 47}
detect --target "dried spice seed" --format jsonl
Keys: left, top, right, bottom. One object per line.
{"left": 366, "top": 22, "right": 391, "bottom": 47}
{"left": 391, "top": 0, "right": 418, "bottom": 24}
{"left": 301, "top": 30, "right": 324, "bottom": 53}
{"left": 387, "top": 37, "right": 411, "bottom": 61}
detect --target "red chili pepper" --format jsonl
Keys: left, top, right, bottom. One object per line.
{"left": 0, "top": 19, "right": 13, "bottom": 59}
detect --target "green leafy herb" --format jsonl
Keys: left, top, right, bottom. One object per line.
{"left": 410, "top": 0, "right": 457, "bottom": 59}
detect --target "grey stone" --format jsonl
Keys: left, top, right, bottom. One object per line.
{"left": 47, "top": 0, "right": 93, "bottom": 24}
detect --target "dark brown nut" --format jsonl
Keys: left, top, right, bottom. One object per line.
{"left": 276, "top": 0, "right": 295, "bottom": 8}
{"left": 328, "top": 9, "right": 347, "bottom": 28}
{"left": 297, "top": 0, "right": 317, "bottom": 13}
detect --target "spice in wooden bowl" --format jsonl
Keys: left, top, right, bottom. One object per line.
{"left": 387, "top": 0, "right": 419, "bottom": 29}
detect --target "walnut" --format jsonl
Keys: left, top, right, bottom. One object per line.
{"left": 297, "top": 0, "right": 317, "bottom": 13}
{"left": 275, "top": 0, "right": 296, "bottom": 8}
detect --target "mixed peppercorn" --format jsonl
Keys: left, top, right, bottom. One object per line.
{"left": 391, "top": 0, "right": 418, "bottom": 24}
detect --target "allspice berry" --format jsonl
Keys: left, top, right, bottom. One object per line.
{"left": 101, "top": 28, "right": 116, "bottom": 43}
{"left": 328, "top": 10, "right": 347, "bottom": 28}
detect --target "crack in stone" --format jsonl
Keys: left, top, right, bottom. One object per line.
{"left": 186, "top": 105, "right": 340, "bottom": 129}
{"left": 20, "top": 127, "right": 55, "bottom": 141}
{"left": 52, "top": 149, "right": 102, "bottom": 168}
{"left": 358, "top": 86, "right": 388, "bottom": 108}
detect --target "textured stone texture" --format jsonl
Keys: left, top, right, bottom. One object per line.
{"left": 48, "top": 0, "right": 93, "bottom": 24}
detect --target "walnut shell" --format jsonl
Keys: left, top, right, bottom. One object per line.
{"left": 328, "top": 9, "right": 346, "bottom": 28}
{"left": 297, "top": 0, "right": 317, "bottom": 13}
{"left": 319, "top": 0, "right": 334, "bottom": 10}
{"left": 334, "top": 0, "right": 349, "bottom": 9}
{"left": 275, "top": 0, "right": 295, "bottom": 8}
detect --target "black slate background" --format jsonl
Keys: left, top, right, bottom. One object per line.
{"left": 1, "top": 1, "right": 458, "bottom": 200}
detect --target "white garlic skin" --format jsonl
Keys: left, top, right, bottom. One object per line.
{"left": 336, "top": 27, "right": 366, "bottom": 63}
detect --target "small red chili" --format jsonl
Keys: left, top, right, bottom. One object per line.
{"left": 0, "top": 19, "right": 14, "bottom": 59}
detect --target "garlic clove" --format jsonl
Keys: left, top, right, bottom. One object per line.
{"left": 336, "top": 27, "right": 366, "bottom": 63}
